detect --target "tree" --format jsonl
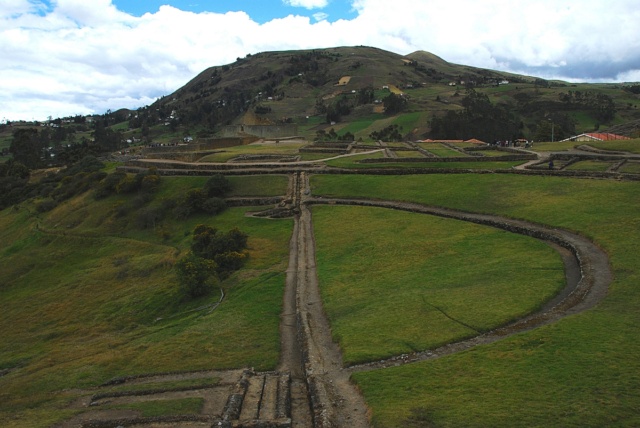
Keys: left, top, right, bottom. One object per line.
{"left": 204, "top": 174, "right": 231, "bottom": 197}
{"left": 174, "top": 252, "right": 219, "bottom": 298}
{"left": 382, "top": 93, "right": 407, "bottom": 115}
{"left": 10, "top": 128, "right": 42, "bottom": 169}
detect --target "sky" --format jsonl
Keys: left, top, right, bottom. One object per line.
{"left": 1, "top": 0, "right": 639, "bottom": 121}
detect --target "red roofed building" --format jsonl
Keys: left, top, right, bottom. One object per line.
{"left": 561, "top": 133, "right": 631, "bottom": 142}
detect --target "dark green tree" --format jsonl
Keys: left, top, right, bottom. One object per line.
{"left": 382, "top": 93, "right": 407, "bottom": 115}
{"left": 174, "top": 252, "right": 219, "bottom": 298}
{"left": 10, "top": 128, "right": 42, "bottom": 169}
{"left": 204, "top": 174, "right": 231, "bottom": 197}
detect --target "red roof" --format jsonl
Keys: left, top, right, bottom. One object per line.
{"left": 585, "top": 133, "right": 631, "bottom": 141}
{"left": 563, "top": 133, "right": 631, "bottom": 142}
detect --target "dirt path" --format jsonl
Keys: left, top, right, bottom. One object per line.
{"left": 288, "top": 172, "right": 371, "bottom": 427}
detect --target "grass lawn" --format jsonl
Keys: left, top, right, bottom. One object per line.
{"left": 619, "top": 160, "right": 640, "bottom": 174}
{"left": 531, "top": 141, "right": 580, "bottom": 152}
{"left": 311, "top": 173, "right": 640, "bottom": 427}
{"left": 198, "top": 142, "right": 306, "bottom": 162}
{"left": 100, "top": 397, "right": 204, "bottom": 418}
{"left": 393, "top": 149, "right": 424, "bottom": 158}
{"left": 423, "top": 147, "right": 466, "bottom": 157}
{"left": 325, "top": 157, "right": 523, "bottom": 169}
{"left": 312, "top": 205, "right": 564, "bottom": 365}
{"left": 565, "top": 160, "right": 615, "bottom": 172}
{"left": 588, "top": 139, "right": 640, "bottom": 154}
{"left": 0, "top": 176, "right": 293, "bottom": 427}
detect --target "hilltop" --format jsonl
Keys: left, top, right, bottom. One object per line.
{"left": 139, "top": 45, "right": 640, "bottom": 142}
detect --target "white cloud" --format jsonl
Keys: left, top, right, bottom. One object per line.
{"left": 313, "top": 12, "right": 329, "bottom": 21}
{"left": 1, "top": 0, "right": 639, "bottom": 120}
{"left": 283, "top": 0, "right": 329, "bottom": 9}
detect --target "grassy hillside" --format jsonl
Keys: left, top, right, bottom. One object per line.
{"left": 0, "top": 173, "right": 292, "bottom": 426}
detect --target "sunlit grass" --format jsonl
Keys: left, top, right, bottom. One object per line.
{"left": 309, "top": 173, "right": 640, "bottom": 427}
{"left": 565, "top": 160, "right": 614, "bottom": 171}
{"left": 0, "top": 175, "right": 293, "bottom": 427}
{"left": 313, "top": 205, "right": 564, "bottom": 365}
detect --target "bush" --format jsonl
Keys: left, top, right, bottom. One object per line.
{"left": 201, "top": 197, "right": 226, "bottom": 215}
{"left": 95, "top": 171, "right": 126, "bottom": 199}
{"left": 174, "top": 252, "right": 219, "bottom": 298}
{"left": 135, "top": 206, "right": 165, "bottom": 229}
{"left": 214, "top": 251, "right": 248, "bottom": 278}
{"left": 203, "top": 175, "right": 231, "bottom": 197}
{"left": 36, "top": 198, "right": 58, "bottom": 213}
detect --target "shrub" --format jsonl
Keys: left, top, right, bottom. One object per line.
{"left": 214, "top": 251, "right": 248, "bottom": 278}
{"left": 201, "top": 197, "right": 226, "bottom": 215}
{"left": 95, "top": 171, "right": 126, "bottom": 199}
{"left": 116, "top": 175, "right": 141, "bottom": 194}
{"left": 36, "top": 198, "right": 58, "bottom": 213}
{"left": 135, "top": 206, "right": 165, "bottom": 229}
{"left": 203, "top": 174, "right": 231, "bottom": 197}
{"left": 174, "top": 252, "right": 219, "bottom": 298}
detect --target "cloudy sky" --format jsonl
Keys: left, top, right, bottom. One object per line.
{"left": 1, "top": 0, "right": 639, "bottom": 121}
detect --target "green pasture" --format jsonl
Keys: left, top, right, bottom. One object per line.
{"left": 311, "top": 173, "right": 640, "bottom": 427}
{"left": 325, "top": 156, "right": 523, "bottom": 169}
{"left": 531, "top": 141, "right": 580, "bottom": 151}
{"left": 100, "top": 397, "right": 205, "bottom": 418}
{"left": 588, "top": 139, "right": 640, "bottom": 154}
{"left": 476, "top": 149, "right": 515, "bottom": 157}
{"left": 198, "top": 141, "right": 307, "bottom": 162}
{"left": 0, "top": 176, "right": 292, "bottom": 427}
{"left": 312, "top": 205, "right": 564, "bottom": 365}
{"left": 393, "top": 149, "right": 424, "bottom": 158}
{"left": 565, "top": 160, "right": 615, "bottom": 172}
{"left": 619, "top": 160, "right": 640, "bottom": 174}
{"left": 423, "top": 147, "right": 466, "bottom": 157}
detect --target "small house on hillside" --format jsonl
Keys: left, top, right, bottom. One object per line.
{"left": 560, "top": 133, "right": 631, "bottom": 142}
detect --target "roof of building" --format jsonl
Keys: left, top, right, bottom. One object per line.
{"left": 561, "top": 132, "right": 631, "bottom": 142}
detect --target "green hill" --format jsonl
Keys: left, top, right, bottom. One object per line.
{"left": 139, "top": 46, "right": 640, "bottom": 142}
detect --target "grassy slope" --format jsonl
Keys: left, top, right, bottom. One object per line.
{"left": 311, "top": 173, "right": 640, "bottom": 427}
{"left": 0, "top": 175, "right": 291, "bottom": 427}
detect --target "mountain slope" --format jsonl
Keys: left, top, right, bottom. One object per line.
{"left": 140, "top": 46, "right": 640, "bottom": 141}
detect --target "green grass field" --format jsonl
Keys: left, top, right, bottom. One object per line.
{"left": 311, "top": 173, "right": 640, "bottom": 427}
{"left": 0, "top": 176, "right": 292, "bottom": 427}
{"left": 312, "top": 205, "right": 564, "bottom": 365}
{"left": 589, "top": 139, "right": 640, "bottom": 154}
{"left": 565, "top": 160, "right": 615, "bottom": 172}
{"left": 2, "top": 147, "right": 640, "bottom": 427}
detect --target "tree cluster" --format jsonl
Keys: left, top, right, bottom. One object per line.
{"left": 558, "top": 90, "right": 617, "bottom": 122}
{"left": 175, "top": 224, "right": 249, "bottom": 298}
{"left": 314, "top": 128, "right": 355, "bottom": 142}
{"left": 173, "top": 175, "right": 231, "bottom": 219}
{"left": 369, "top": 124, "right": 404, "bottom": 142}
{"left": 382, "top": 93, "right": 408, "bottom": 115}
{"left": 429, "top": 90, "right": 522, "bottom": 142}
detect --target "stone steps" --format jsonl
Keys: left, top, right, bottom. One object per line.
{"left": 224, "top": 371, "right": 292, "bottom": 427}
